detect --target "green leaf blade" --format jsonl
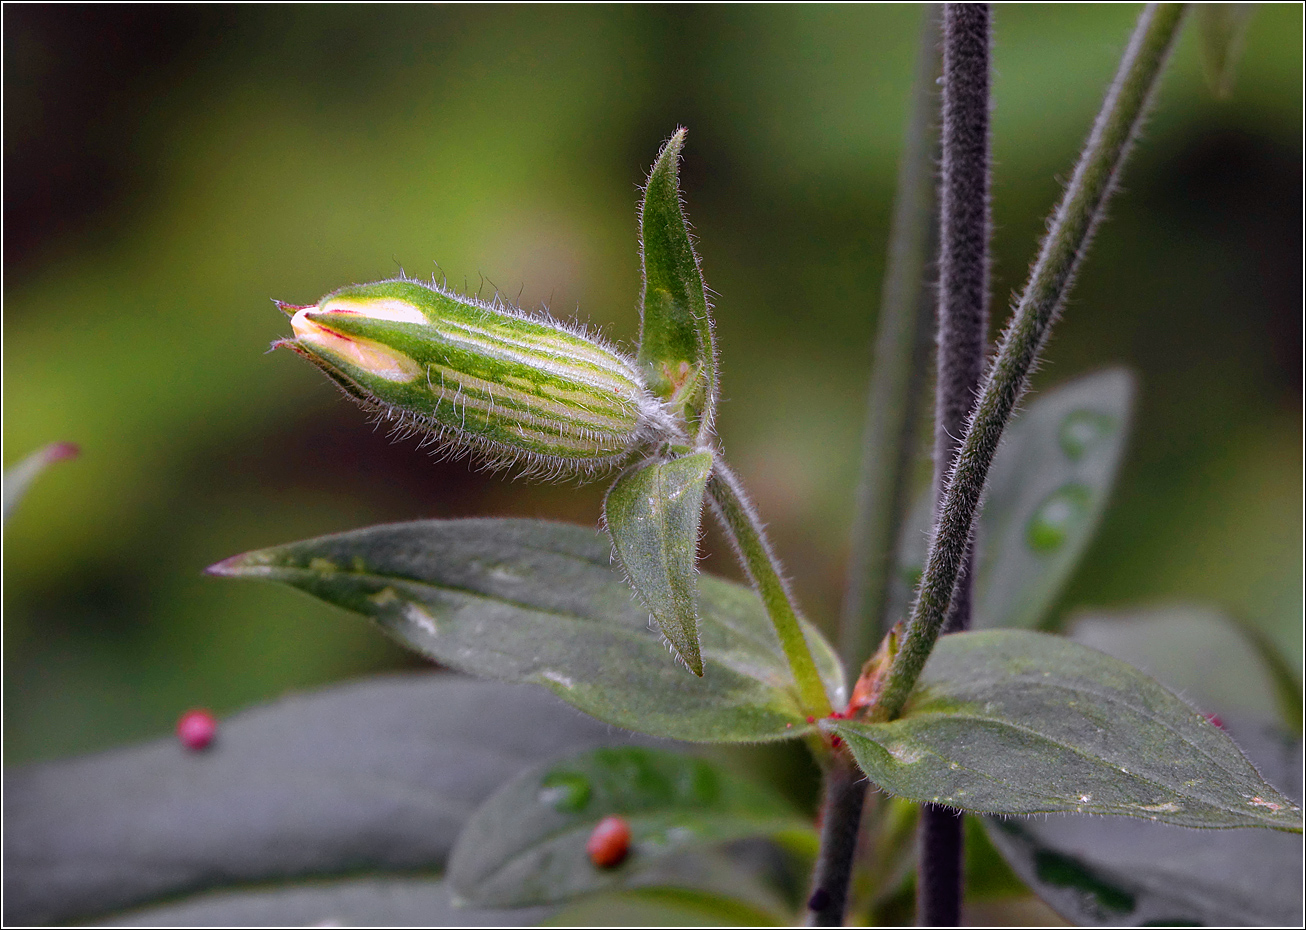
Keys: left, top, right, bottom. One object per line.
{"left": 210, "top": 518, "right": 845, "bottom": 743}
{"left": 974, "top": 368, "right": 1134, "bottom": 630}
{"left": 885, "top": 370, "right": 1134, "bottom": 633}
{"left": 448, "top": 745, "right": 811, "bottom": 908}
{"left": 638, "top": 128, "right": 717, "bottom": 440}
{"left": 605, "top": 452, "right": 714, "bottom": 675}
{"left": 829, "top": 630, "right": 1303, "bottom": 831}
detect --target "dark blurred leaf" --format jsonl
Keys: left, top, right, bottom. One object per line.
{"left": 637, "top": 128, "right": 717, "bottom": 441}
{"left": 1070, "top": 605, "right": 1298, "bottom": 731}
{"left": 1228, "top": 615, "right": 1304, "bottom": 737}
{"left": 973, "top": 368, "right": 1134, "bottom": 630}
{"left": 3, "top": 675, "right": 652, "bottom": 926}
{"left": 984, "top": 721, "right": 1303, "bottom": 926}
{"left": 885, "top": 370, "right": 1133, "bottom": 631}
{"left": 605, "top": 452, "right": 714, "bottom": 676}
{"left": 963, "top": 814, "right": 1030, "bottom": 902}
{"left": 95, "top": 876, "right": 547, "bottom": 928}
{"left": 2, "top": 440, "right": 78, "bottom": 523}
{"left": 448, "top": 745, "right": 811, "bottom": 907}
{"left": 543, "top": 884, "right": 788, "bottom": 927}
{"left": 827, "top": 631, "right": 1303, "bottom": 830}
{"left": 1198, "top": 4, "right": 1257, "bottom": 98}
{"left": 210, "top": 518, "right": 845, "bottom": 743}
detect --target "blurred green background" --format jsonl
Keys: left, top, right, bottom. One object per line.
{"left": 4, "top": 4, "right": 1301, "bottom": 765}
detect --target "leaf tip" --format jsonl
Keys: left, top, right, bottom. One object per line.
{"left": 204, "top": 552, "right": 258, "bottom": 578}
{"left": 667, "top": 634, "right": 704, "bottom": 676}
{"left": 650, "top": 127, "right": 688, "bottom": 180}
{"left": 43, "top": 441, "right": 80, "bottom": 464}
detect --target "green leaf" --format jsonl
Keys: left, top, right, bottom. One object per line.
{"left": 638, "top": 128, "right": 717, "bottom": 440}
{"left": 983, "top": 721, "right": 1303, "bottom": 926}
{"left": 3, "top": 441, "right": 78, "bottom": 524}
{"left": 826, "top": 630, "right": 1304, "bottom": 830}
{"left": 605, "top": 451, "right": 714, "bottom": 676}
{"left": 93, "top": 877, "right": 548, "bottom": 928}
{"left": 2, "top": 675, "right": 642, "bottom": 926}
{"left": 885, "top": 370, "right": 1134, "bottom": 632}
{"left": 448, "top": 746, "right": 810, "bottom": 908}
{"left": 973, "top": 368, "right": 1133, "bottom": 630}
{"left": 209, "top": 519, "right": 845, "bottom": 743}
{"left": 1198, "top": 4, "right": 1257, "bottom": 99}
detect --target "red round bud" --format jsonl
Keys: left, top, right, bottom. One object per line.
{"left": 177, "top": 709, "right": 217, "bottom": 751}
{"left": 586, "top": 815, "right": 632, "bottom": 868}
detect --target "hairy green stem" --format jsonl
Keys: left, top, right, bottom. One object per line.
{"left": 869, "top": 2, "right": 1187, "bottom": 725}
{"left": 839, "top": 4, "right": 942, "bottom": 678}
{"left": 920, "top": 3, "right": 992, "bottom": 924}
{"left": 707, "top": 462, "right": 833, "bottom": 717}
{"left": 806, "top": 753, "right": 867, "bottom": 926}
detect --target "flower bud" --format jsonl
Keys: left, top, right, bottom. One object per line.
{"left": 277, "top": 279, "right": 677, "bottom": 475}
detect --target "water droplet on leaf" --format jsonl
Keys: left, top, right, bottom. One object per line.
{"left": 1059, "top": 410, "right": 1112, "bottom": 459}
{"left": 538, "top": 772, "right": 592, "bottom": 812}
{"left": 1026, "top": 484, "right": 1092, "bottom": 552}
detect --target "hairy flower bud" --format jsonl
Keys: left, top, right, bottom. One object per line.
{"left": 277, "top": 279, "right": 678, "bottom": 476}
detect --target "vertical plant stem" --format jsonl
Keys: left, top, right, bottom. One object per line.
{"left": 919, "top": 4, "right": 991, "bottom": 925}
{"left": 706, "top": 462, "right": 833, "bottom": 717}
{"left": 869, "top": 2, "right": 1187, "bottom": 727}
{"left": 839, "top": 5, "right": 942, "bottom": 677}
{"left": 931, "top": 0, "right": 991, "bottom": 639}
{"left": 806, "top": 752, "right": 866, "bottom": 926}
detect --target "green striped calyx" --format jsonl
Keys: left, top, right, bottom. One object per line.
{"left": 278, "top": 279, "right": 680, "bottom": 477}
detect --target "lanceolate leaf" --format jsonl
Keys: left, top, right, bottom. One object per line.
{"left": 638, "top": 128, "right": 717, "bottom": 440}
{"left": 884, "top": 370, "right": 1134, "bottom": 632}
{"left": 826, "top": 631, "right": 1304, "bottom": 831}
{"left": 209, "top": 519, "right": 845, "bottom": 743}
{"left": 448, "top": 746, "right": 811, "bottom": 908}
{"left": 983, "top": 721, "right": 1304, "bottom": 926}
{"left": 973, "top": 368, "right": 1133, "bottom": 630}
{"left": 605, "top": 451, "right": 714, "bottom": 675}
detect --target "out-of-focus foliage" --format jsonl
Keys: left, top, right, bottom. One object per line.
{"left": 3, "top": 5, "right": 1301, "bottom": 765}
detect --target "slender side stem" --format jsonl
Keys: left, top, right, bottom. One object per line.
{"left": 707, "top": 461, "right": 833, "bottom": 717}
{"left": 918, "top": 4, "right": 991, "bottom": 925}
{"left": 869, "top": 2, "right": 1187, "bottom": 725}
{"left": 839, "top": 5, "right": 942, "bottom": 677}
{"left": 806, "top": 753, "right": 866, "bottom": 926}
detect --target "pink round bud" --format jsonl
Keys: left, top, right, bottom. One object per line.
{"left": 177, "top": 709, "right": 217, "bottom": 751}
{"left": 586, "top": 815, "right": 632, "bottom": 868}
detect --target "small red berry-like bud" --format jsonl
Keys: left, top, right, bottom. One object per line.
{"left": 586, "top": 815, "right": 632, "bottom": 868}
{"left": 805, "top": 716, "right": 816, "bottom": 724}
{"left": 177, "top": 709, "right": 217, "bottom": 751}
